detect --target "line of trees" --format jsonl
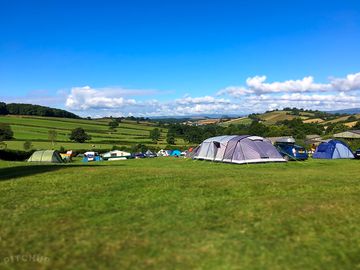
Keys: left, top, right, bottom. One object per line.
{"left": 166, "top": 118, "right": 326, "bottom": 144}
{"left": 0, "top": 102, "right": 80, "bottom": 119}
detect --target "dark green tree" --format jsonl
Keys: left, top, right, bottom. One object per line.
{"left": 166, "top": 133, "right": 176, "bottom": 145}
{"left": 0, "top": 123, "right": 13, "bottom": 141}
{"left": 352, "top": 121, "right": 360, "bottom": 130}
{"left": 108, "top": 121, "right": 119, "bottom": 130}
{"left": 23, "top": 140, "right": 33, "bottom": 151}
{"left": 69, "top": 128, "right": 91, "bottom": 143}
{"left": 248, "top": 121, "right": 269, "bottom": 137}
{"left": 0, "top": 102, "right": 8, "bottom": 115}
{"left": 149, "top": 128, "right": 161, "bottom": 143}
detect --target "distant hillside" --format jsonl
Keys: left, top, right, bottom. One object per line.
{"left": 0, "top": 102, "right": 80, "bottom": 119}
{"left": 328, "top": 108, "right": 360, "bottom": 114}
{"left": 220, "top": 108, "right": 359, "bottom": 127}
{"left": 0, "top": 114, "right": 187, "bottom": 151}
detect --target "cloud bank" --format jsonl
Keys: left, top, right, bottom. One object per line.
{"left": 218, "top": 72, "right": 360, "bottom": 96}
{"left": 62, "top": 72, "right": 360, "bottom": 117}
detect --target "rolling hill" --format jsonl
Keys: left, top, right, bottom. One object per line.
{"left": 220, "top": 109, "right": 360, "bottom": 127}
{"left": 0, "top": 115, "right": 187, "bottom": 151}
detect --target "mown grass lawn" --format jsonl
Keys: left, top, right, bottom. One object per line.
{"left": 0, "top": 158, "right": 359, "bottom": 270}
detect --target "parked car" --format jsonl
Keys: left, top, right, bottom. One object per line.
{"left": 274, "top": 140, "right": 308, "bottom": 161}
{"left": 133, "top": 152, "right": 146, "bottom": 159}
{"left": 354, "top": 148, "right": 360, "bottom": 159}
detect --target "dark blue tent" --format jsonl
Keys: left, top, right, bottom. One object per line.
{"left": 313, "top": 140, "right": 354, "bottom": 159}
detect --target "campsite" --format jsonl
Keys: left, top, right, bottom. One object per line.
{"left": 1, "top": 106, "right": 360, "bottom": 269}
{"left": 1, "top": 113, "right": 360, "bottom": 269}
{"left": 2, "top": 1, "right": 360, "bottom": 269}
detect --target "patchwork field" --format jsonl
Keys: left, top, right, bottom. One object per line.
{"left": 0, "top": 115, "right": 187, "bottom": 151}
{"left": 0, "top": 158, "right": 359, "bottom": 269}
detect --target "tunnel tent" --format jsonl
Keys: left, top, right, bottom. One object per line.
{"left": 313, "top": 139, "right": 354, "bottom": 159}
{"left": 28, "top": 150, "right": 64, "bottom": 163}
{"left": 185, "top": 145, "right": 200, "bottom": 159}
{"left": 194, "top": 135, "right": 285, "bottom": 164}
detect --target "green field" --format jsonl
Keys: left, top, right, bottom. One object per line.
{"left": 0, "top": 115, "right": 187, "bottom": 151}
{"left": 1, "top": 158, "right": 360, "bottom": 269}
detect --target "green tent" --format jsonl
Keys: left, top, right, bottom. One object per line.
{"left": 28, "top": 150, "right": 64, "bottom": 163}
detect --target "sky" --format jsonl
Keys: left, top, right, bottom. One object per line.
{"left": 1, "top": 0, "right": 360, "bottom": 117}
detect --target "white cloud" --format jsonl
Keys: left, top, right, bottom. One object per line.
{"left": 330, "top": 72, "right": 360, "bottom": 92}
{"left": 65, "top": 86, "right": 137, "bottom": 110}
{"left": 219, "top": 72, "right": 360, "bottom": 96}
{"left": 244, "top": 92, "right": 360, "bottom": 112}
{"left": 175, "top": 95, "right": 231, "bottom": 105}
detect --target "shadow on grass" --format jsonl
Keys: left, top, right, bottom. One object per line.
{"left": 0, "top": 163, "right": 124, "bottom": 181}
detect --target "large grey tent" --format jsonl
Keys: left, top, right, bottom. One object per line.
{"left": 185, "top": 145, "right": 200, "bottom": 159}
{"left": 28, "top": 150, "right": 64, "bottom": 163}
{"left": 194, "top": 135, "right": 285, "bottom": 164}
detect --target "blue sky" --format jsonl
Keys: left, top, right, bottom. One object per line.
{"left": 1, "top": 0, "right": 360, "bottom": 116}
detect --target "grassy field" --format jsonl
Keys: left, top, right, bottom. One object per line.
{"left": 1, "top": 158, "right": 360, "bottom": 269}
{"left": 219, "top": 117, "right": 252, "bottom": 126}
{"left": 0, "top": 115, "right": 187, "bottom": 151}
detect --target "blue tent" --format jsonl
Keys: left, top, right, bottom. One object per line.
{"left": 170, "top": 150, "right": 181, "bottom": 157}
{"left": 313, "top": 140, "right": 354, "bottom": 159}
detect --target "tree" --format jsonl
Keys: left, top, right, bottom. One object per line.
{"left": 48, "top": 129, "right": 57, "bottom": 146}
{"left": 0, "top": 123, "right": 13, "bottom": 141}
{"left": 248, "top": 121, "right": 269, "bottom": 137}
{"left": 0, "top": 141, "right": 7, "bottom": 150}
{"left": 348, "top": 115, "right": 357, "bottom": 122}
{"left": 131, "top": 143, "right": 147, "bottom": 153}
{"left": 108, "top": 121, "right": 119, "bottom": 130}
{"left": 166, "top": 133, "right": 176, "bottom": 145}
{"left": 352, "top": 121, "right": 360, "bottom": 130}
{"left": 149, "top": 128, "right": 161, "bottom": 143}
{"left": 0, "top": 102, "right": 8, "bottom": 115}
{"left": 69, "top": 128, "right": 91, "bottom": 143}
{"left": 23, "top": 140, "right": 33, "bottom": 151}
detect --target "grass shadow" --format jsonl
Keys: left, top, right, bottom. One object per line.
{"left": 0, "top": 163, "right": 125, "bottom": 181}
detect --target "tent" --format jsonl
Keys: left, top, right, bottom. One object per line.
{"left": 102, "top": 150, "right": 131, "bottom": 160}
{"left": 185, "top": 146, "right": 200, "bottom": 159}
{"left": 170, "top": 150, "right": 181, "bottom": 156}
{"left": 157, "top": 149, "right": 170, "bottom": 157}
{"left": 83, "top": 151, "right": 101, "bottom": 162}
{"left": 145, "top": 150, "right": 156, "bottom": 157}
{"left": 28, "top": 150, "right": 64, "bottom": 163}
{"left": 194, "top": 135, "right": 285, "bottom": 164}
{"left": 313, "top": 139, "right": 354, "bottom": 159}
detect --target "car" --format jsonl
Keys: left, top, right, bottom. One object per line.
{"left": 355, "top": 148, "right": 360, "bottom": 159}
{"left": 133, "top": 152, "right": 146, "bottom": 159}
{"left": 274, "top": 141, "right": 308, "bottom": 161}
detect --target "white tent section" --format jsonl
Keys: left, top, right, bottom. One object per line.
{"left": 194, "top": 135, "right": 285, "bottom": 164}
{"left": 157, "top": 149, "right": 170, "bottom": 156}
{"left": 102, "top": 150, "right": 131, "bottom": 160}
{"left": 197, "top": 135, "right": 238, "bottom": 161}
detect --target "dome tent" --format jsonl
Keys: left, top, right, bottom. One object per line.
{"left": 313, "top": 139, "right": 354, "bottom": 159}
{"left": 28, "top": 150, "right": 64, "bottom": 163}
{"left": 194, "top": 135, "right": 285, "bottom": 164}
{"left": 170, "top": 150, "right": 181, "bottom": 157}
